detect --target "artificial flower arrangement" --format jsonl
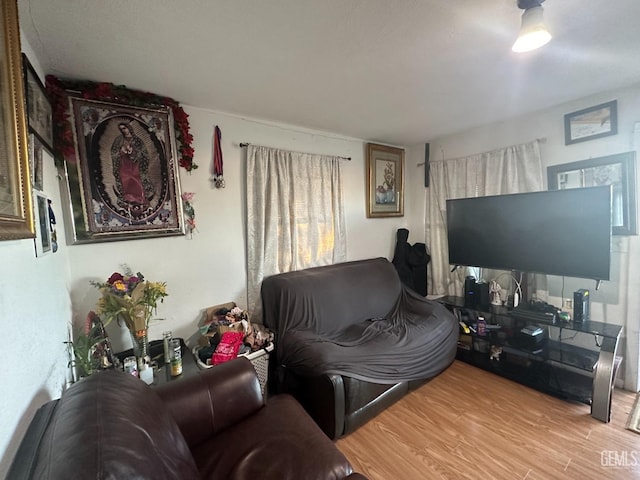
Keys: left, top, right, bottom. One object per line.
{"left": 45, "top": 75, "right": 197, "bottom": 171}
{"left": 91, "top": 266, "right": 168, "bottom": 339}
{"left": 182, "top": 192, "right": 196, "bottom": 236}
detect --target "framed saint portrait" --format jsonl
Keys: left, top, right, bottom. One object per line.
{"left": 61, "top": 97, "right": 185, "bottom": 243}
{"left": 366, "top": 143, "right": 404, "bottom": 217}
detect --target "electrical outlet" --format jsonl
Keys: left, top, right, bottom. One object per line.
{"left": 563, "top": 298, "right": 573, "bottom": 310}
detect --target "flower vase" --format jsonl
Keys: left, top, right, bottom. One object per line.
{"left": 130, "top": 329, "right": 149, "bottom": 368}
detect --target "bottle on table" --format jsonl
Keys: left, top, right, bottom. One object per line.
{"left": 170, "top": 338, "right": 183, "bottom": 376}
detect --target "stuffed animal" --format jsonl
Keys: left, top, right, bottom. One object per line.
{"left": 490, "top": 345, "right": 502, "bottom": 361}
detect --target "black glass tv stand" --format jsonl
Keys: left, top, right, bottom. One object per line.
{"left": 438, "top": 296, "right": 623, "bottom": 422}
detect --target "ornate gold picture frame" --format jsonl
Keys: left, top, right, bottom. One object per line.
{"left": 0, "top": 0, "right": 34, "bottom": 240}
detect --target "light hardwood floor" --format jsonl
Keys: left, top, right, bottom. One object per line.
{"left": 336, "top": 361, "right": 640, "bottom": 479}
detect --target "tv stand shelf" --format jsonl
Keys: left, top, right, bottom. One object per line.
{"left": 439, "top": 296, "right": 623, "bottom": 422}
{"left": 501, "top": 339, "right": 600, "bottom": 372}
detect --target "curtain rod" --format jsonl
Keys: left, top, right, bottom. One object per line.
{"left": 240, "top": 142, "right": 351, "bottom": 160}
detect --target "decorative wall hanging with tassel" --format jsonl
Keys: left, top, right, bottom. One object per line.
{"left": 211, "top": 125, "right": 225, "bottom": 188}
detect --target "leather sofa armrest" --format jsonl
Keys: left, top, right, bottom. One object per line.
{"left": 6, "top": 401, "right": 58, "bottom": 480}
{"left": 156, "top": 357, "right": 263, "bottom": 448}
{"left": 303, "top": 374, "right": 345, "bottom": 440}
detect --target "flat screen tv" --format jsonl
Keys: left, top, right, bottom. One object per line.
{"left": 446, "top": 186, "right": 612, "bottom": 280}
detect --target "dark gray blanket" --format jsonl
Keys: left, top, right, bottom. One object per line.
{"left": 261, "top": 258, "right": 458, "bottom": 383}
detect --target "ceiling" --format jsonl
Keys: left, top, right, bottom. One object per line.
{"left": 17, "top": 0, "right": 640, "bottom": 147}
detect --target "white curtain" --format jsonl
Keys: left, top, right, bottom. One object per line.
{"left": 426, "top": 140, "right": 543, "bottom": 296}
{"left": 246, "top": 145, "right": 346, "bottom": 322}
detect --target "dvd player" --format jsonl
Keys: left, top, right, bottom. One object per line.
{"left": 511, "top": 306, "right": 557, "bottom": 324}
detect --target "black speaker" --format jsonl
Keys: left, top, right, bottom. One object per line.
{"left": 464, "top": 276, "right": 477, "bottom": 306}
{"left": 476, "top": 282, "right": 490, "bottom": 307}
{"left": 464, "top": 276, "right": 490, "bottom": 307}
{"left": 424, "top": 143, "right": 430, "bottom": 187}
{"left": 573, "top": 289, "right": 590, "bottom": 323}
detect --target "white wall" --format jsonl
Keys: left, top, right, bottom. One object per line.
{"left": 67, "top": 107, "right": 413, "bottom": 350}
{"left": 408, "top": 84, "right": 640, "bottom": 391}
{"left": 0, "top": 42, "right": 74, "bottom": 477}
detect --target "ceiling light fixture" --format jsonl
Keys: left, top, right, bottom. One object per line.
{"left": 512, "top": 0, "right": 552, "bottom": 53}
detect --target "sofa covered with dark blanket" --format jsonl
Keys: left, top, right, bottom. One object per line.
{"left": 261, "top": 257, "right": 458, "bottom": 439}
{"left": 7, "top": 358, "right": 367, "bottom": 480}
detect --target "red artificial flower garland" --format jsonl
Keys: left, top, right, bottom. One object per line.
{"left": 45, "top": 75, "right": 197, "bottom": 172}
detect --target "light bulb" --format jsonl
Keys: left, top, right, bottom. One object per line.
{"left": 512, "top": 6, "right": 552, "bottom": 53}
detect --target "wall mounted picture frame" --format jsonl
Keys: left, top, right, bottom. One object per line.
{"left": 61, "top": 97, "right": 184, "bottom": 243}
{"left": 0, "top": 0, "right": 34, "bottom": 240}
{"left": 366, "top": 143, "right": 404, "bottom": 218}
{"left": 28, "top": 133, "right": 44, "bottom": 191}
{"left": 33, "top": 190, "right": 51, "bottom": 256}
{"left": 22, "top": 53, "right": 53, "bottom": 152}
{"left": 547, "top": 151, "right": 637, "bottom": 235}
{"left": 564, "top": 100, "right": 617, "bottom": 145}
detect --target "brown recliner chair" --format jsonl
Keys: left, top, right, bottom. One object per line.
{"left": 7, "top": 358, "right": 367, "bottom": 480}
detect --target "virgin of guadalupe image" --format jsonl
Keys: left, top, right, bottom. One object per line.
{"left": 90, "top": 114, "right": 166, "bottom": 225}
{"left": 111, "top": 122, "right": 155, "bottom": 211}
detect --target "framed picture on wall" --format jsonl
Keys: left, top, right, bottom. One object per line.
{"left": 60, "top": 97, "right": 185, "bottom": 243}
{"left": 22, "top": 53, "right": 54, "bottom": 152}
{"left": 33, "top": 190, "right": 51, "bottom": 256}
{"left": 547, "top": 151, "right": 637, "bottom": 235}
{"left": 0, "top": 1, "right": 34, "bottom": 241}
{"left": 366, "top": 143, "right": 405, "bottom": 218}
{"left": 29, "top": 134, "right": 44, "bottom": 191}
{"left": 564, "top": 100, "right": 617, "bottom": 145}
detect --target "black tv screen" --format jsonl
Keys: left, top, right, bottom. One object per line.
{"left": 446, "top": 186, "right": 612, "bottom": 280}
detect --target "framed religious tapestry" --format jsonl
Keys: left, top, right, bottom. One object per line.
{"left": 61, "top": 97, "right": 185, "bottom": 243}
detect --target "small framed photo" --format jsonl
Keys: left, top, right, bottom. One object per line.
{"left": 366, "top": 143, "right": 404, "bottom": 217}
{"left": 22, "top": 53, "right": 54, "bottom": 152}
{"left": 33, "top": 190, "right": 52, "bottom": 257}
{"left": 564, "top": 100, "right": 617, "bottom": 145}
{"left": 28, "top": 134, "right": 44, "bottom": 191}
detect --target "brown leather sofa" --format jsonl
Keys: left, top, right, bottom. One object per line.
{"left": 7, "top": 358, "right": 367, "bottom": 480}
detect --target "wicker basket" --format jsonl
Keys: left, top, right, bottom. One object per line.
{"left": 193, "top": 343, "right": 274, "bottom": 397}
